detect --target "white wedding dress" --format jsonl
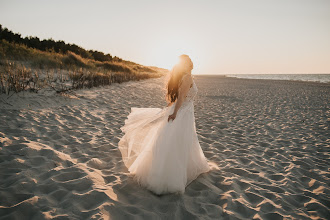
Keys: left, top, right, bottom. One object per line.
{"left": 118, "top": 75, "right": 211, "bottom": 195}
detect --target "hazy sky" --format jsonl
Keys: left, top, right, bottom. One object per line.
{"left": 1, "top": 0, "right": 329, "bottom": 74}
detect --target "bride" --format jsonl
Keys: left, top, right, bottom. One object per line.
{"left": 118, "top": 54, "right": 211, "bottom": 195}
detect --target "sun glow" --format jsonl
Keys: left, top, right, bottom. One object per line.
{"left": 147, "top": 36, "right": 200, "bottom": 72}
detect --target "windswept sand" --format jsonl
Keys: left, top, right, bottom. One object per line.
{"left": 0, "top": 75, "right": 329, "bottom": 219}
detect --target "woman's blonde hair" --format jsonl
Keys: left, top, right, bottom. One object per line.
{"left": 166, "top": 54, "right": 193, "bottom": 103}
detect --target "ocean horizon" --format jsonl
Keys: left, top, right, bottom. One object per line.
{"left": 217, "top": 74, "right": 330, "bottom": 83}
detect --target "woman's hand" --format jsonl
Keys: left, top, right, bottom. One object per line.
{"left": 167, "top": 102, "right": 173, "bottom": 107}
{"left": 168, "top": 112, "right": 177, "bottom": 122}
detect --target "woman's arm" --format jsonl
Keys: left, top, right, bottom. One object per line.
{"left": 168, "top": 75, "right": 192, "bottom": 121}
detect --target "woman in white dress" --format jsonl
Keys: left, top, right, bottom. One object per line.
{"left": 118, "top": 54, "right": 211, "bottom": 195}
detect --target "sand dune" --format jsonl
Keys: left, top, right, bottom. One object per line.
{"left": 0, "top": 76, "right": 329, "bottom": 219}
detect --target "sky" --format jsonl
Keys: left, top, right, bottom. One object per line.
{"left": 0, "top": 0, "right": 329, "bottom": 74}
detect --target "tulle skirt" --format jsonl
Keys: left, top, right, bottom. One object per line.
{"left": 118, "top": 102, "right": 211, "bottom": 195}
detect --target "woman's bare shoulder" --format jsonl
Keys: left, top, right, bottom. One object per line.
{"left": 183, "top": 73, "right": 193, "bottom": 80}
{"left": 180, "top": 73, "right": 193, "bottom": 85}
{"left": 185, "top": 74, "right": 193, "bottom": 86}
{"left": 179, "top": 74, "right": 193, "bottom": 91}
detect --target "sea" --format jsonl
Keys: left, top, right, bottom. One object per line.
{"left": 224, "top": 74, "right": 330, "bottom": 83}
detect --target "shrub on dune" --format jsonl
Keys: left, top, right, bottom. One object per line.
{"left": 97, "top": 61, "right": 133, "bottom": 73}
{"left": 62, "top": 51, "right": 87, "bottom": 68}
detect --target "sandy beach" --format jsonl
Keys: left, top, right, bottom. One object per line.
{"left": 0, "top": 75, "right": 329, "bottom": 219}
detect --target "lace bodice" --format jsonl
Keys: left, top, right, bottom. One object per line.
{"left": 178, "top": 74, "right": 197, "bottom": 112}
{"left": 181, "top": 79, "right": 197, "bottom": 103}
